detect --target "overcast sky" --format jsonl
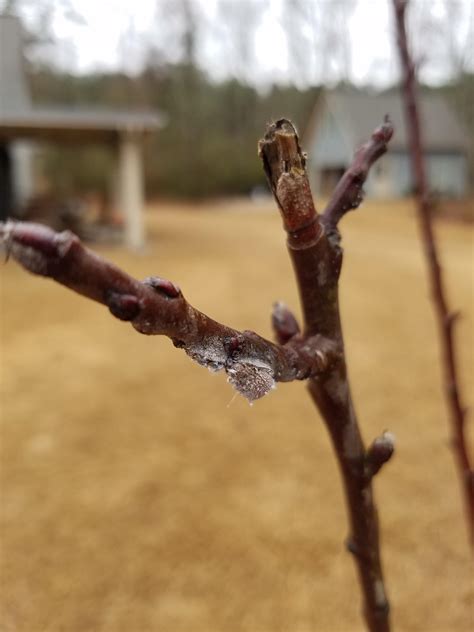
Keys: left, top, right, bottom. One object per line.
{"left": 7, "top": 0, "right": 474, "bottom": 88}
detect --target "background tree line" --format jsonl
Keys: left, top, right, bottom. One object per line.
{"left": 28, "top": 61, "right": 321, "bottom": 199}
{"left": 6, "top": 0, "right": 472, "bottom": 201}
{"left": 27, "top": 61, "right": 473, "bottom": 201}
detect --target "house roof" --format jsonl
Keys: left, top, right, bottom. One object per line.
{"left": 0, "top": 107, "right": 165, "bottom": 143}
{"left": 306, "top": 89, "right": 468, "bottom": 153}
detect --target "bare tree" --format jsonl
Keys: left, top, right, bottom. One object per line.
{"left": 216, "top": 0, "right": 263, "bottom": 84}
{"left": 152, "top": 0, "right": 200, "bottom": 67}
{"left": 403, "top": 0, "right": 473, "bottom": 82}
{"left": 282, "top": 0, "right": 355, "bottom": 86}
{"left": 0, "top": 118, "right": 394, "bottom": 631}
{"left": 282, "top": 0, "right": 316, "bottom": 86}
{"left": 392, "top": 0, "right": 474, "bottom": 545}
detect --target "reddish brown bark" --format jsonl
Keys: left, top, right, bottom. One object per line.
{"left": 1, "top": 117, "right": 394, "bottom": 631}
{"left": 393, "top": 0, "right": 474, "bottom": 546}
{"left": 0, "top": 220, "right": 336, "bottom": 402}
{"left": 260, "top": 119, "right": 394, "bottom": 632}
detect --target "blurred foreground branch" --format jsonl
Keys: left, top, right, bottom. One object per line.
{"left": 393, "top": 0, "right": 474, "bottom": 546}
{"left": 1, "top": 118, "right": 394, "bottom": 631}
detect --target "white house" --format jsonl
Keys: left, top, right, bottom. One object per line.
{"left": 304, "top": 88, "right": 469, "bottom": 199}
{"left": 0, "top": 14, "right": 164, "bottom": 249}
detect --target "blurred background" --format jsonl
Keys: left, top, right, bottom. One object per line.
{"left": 1, "top": 1, "right": 473, "bottom": 631}
{"left": 0, "top": 0, "right": 472, "bottom": 235}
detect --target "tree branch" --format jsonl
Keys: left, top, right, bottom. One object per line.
{"left": 322, "top": 117, "right": 394, "bottom": 239}
{"left": 0, "top": 220, "right": 336, "bottom": 403}
{"left": 393, "top": 0, "right": 474, "bottom": 545}
{"left": 259, "top": 120, "right": 393, "bottom": 632}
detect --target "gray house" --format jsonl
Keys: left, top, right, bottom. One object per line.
{"left": 304, "top": 89, "right": 469, "bottom": 198}
{"left": 0, "top": 14, "right": 164, "bottom": 249}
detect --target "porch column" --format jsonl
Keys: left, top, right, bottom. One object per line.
{"left": 117, "top": 132, "right": 145, "bottom": 250}
{"left": 11, "top": 141, "right": 34, "bottom": 212}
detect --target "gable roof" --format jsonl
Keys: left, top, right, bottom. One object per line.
{"left": 305, "top": 89, "right": 468, "bottom": 153}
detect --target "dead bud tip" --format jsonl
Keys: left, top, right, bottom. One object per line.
{"left": 274, "top": 118, "right": 297, "bottom": 134}
{"left": 263, "top": 118, "right": 297, "bottom": 142}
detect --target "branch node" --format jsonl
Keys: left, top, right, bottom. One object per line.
{"left": 345, "top": 536, "right": 360, "bottom": 557}
{"left": 446, "top": 310, "right": 461, "bottom": 328}
{"left": 365, "top": 431, "right": 396, "bottom": 479}
{"left": 271, "top": 301, "right": 300, "bottom": 344}
{"left": 105, "top": 291, "right": 141, "bottom": 322}
{"left": 143, "top": 276, "right": 182, "bottom": 298}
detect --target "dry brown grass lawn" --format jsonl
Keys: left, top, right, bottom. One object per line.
{"left": 1, "top": 199, "right": 473, "bottom": 632}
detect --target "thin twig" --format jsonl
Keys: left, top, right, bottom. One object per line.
{"left": 393, "top": 0, "right": 474, "bottom": 545}
{"left": 259, "top": 118, "right": 394, "bottom": 632}
{"left": 322, "top": 117, "right": 394, "bottom": 238}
